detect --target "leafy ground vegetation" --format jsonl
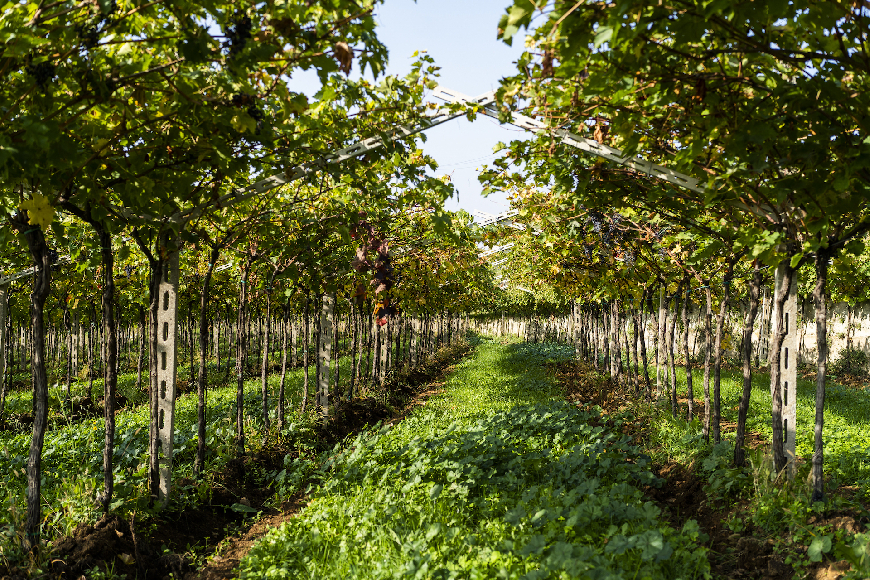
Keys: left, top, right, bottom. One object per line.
{"left": 238, "top": 338, "right": 710, "bottom": 580}
{"left": 552, "top": 352, "right": 870, "bottom": 580}
{"left": 0, "top": 337, "right": 472, "bottom": 579}
{"left": 3, "top": 0, "right": 870, "bottom": 578}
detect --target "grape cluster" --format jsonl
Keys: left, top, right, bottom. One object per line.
{"left": 602, "top": 213, "right": 623, "bottom": 245}
{"left": 79, "top": 26, "right": 99, "bottom": 49}
{"left": 225, "top": 15, "right": 253, "bottom": 56}
{"left": 246, "top": 106, "right": 263, "bottom": 121}
{"left": 588, "top": 210, "right": 605, "bottom": 233}
{"left": 231, "top": 93, "right": 255, "bottom": 107}
{"left": 25, "top": 60, "right": 56, "bottom": 88}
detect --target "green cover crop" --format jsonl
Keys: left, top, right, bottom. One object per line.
{"left": 240, "top": 340, "right": 710, "bottom": 579}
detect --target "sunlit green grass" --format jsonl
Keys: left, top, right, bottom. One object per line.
{"left": 641, "top": 362, "right": 870, "bottom": 487}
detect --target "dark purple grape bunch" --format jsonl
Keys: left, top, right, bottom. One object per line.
{"left": 225, "top": 14, "right": 253, "bottom": 56}
{"left": 588, "top": 210, "right": 605, "bottom": 233}
{"left": 25, "top": 59, "right": 56, "bottom": 90}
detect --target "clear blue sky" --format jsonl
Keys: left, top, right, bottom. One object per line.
{"left": 292, "top": 0, "right": 530, "bottom": 218}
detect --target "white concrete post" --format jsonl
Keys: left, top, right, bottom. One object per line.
{"left": 71, "top": 310, "right": 79, "bottom": 375}
{"left": 156, "top": 252, "right": 180, "bottom": 505}
{"left": 410, "top": 317, "right": 419, "bottom": 367}
{"left": 774, "top": 264, "right": 798, "bottom": 477}
{"left": 656, "top": 286, "right": 666, "bottom": 396}
{"left": 0, "top": 285, "right": 7, "bottom": 397}
{"left": 379, "top": 319, "right": 388, "bottom": 380}
{"left": 317, "top": 293, "right": 334, "bottom": 421}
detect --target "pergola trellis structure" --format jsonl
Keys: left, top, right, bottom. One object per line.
{"left": 0, "top": 82, "right": 799, "bottom": 505}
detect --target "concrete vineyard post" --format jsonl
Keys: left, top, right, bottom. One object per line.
{"left": 774, "top": 264, "right": 798, "bottom": 477}
{"left": 656, "top": 286, "right": 666, "bottom": 397}
{"left": 317, "top": 293, "right": 334, "bottom": 422}
{"left": 0, "top": 284, "right": 7, "bottom": 410}
{"left": 379, "top": 318, "right": 388, "bottom": 381}
{"left": 71, "top": 310, "right": 79, "bottom": 376}
{"left": 411, "top": 317, "right": 419, "bottom": 367}
{"left": 156, "top": 252, "right": 180, "bottom": 506}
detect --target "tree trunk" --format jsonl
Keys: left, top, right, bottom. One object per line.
{"left": 635, "top": 296, "right": 652, "bottom": 399}
{"left": 681, "top": 283, "right": 694, "bottom": 422}
{"left": 349, "top": 298, "right": 358, "bottom": 401}
{"left": 15, "top": 220, "right": 52, "bottom": 551}
{"left": 812, "top": 250, "right": 829, "bottom": 502}
{"left": 99, "top": 227, "right": 118, "bottom": 514}
{"left": 261, "top": 289, "right": 272, "bottom": 432}
{"left": 668, "top": 291, "right": 679, "bottom": 418}
{"left": 656, "top": 284, "right": 666, "bottom": 397}
{"left": 195, "top": 248, "right": 219, "bottom": 476}
{"left": 372, "top": 321, "right": 381, "bottom": 383}
{"left": 846, "top": 304, "right": 853, "bottom": 351}
{"left": 0, "top": 285, "right": 8, "bottom": 421}
{"left": 734, "top": 264, "right": 762, "bottom": 468}
{"left": 235, "top": 267, "right": 249, "bottom": 457}
{"left": 64, "top": 306, "right": 72, "bottom": 402}
{"left": 713, "top": 264, "right": 736, "bottom": 444}
{"left": 333, "top": 306, "right": 340, "bottom": 397}
{"left": 593, "top": 307, "right": 600, "bottom": 371}
{"left": 301, "top": 294, "right": 310, "bottom": 412}
{"left": 136, "top": 306, "right": 145, "bottom": 393}
{"left": 703, "top": 286, "right": 713, "bottom": 441}
{"left": 88, "top": 304, "right": 96, "bottom": 402}
{"left": 622, "top": 311, "right": 635, "bottom": 389}
{"left": 278, "top": 303, "right": 289, "bottom": 429}
{"left": 629, "top": 306, "right": 640, "bottom": 392}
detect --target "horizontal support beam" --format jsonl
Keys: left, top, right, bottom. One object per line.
{"left": 0, "top": 256, "right": 71, "bottom": 287}
{"left": 431, "top": 86, "right": 706, "bottom": 195}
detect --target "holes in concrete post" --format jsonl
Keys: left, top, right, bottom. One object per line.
{"left": 163, "top": 322, "right": 169, "bottom": 341}
{"left": 785, "top": 312, "right": 789, "bottom": 335}
{"left": 163, "top": 291, "right": 169, "bottom": 311}
{"left": 784, "top": 380, "right": 788, "bottom": 406}
{"left": 159, "top": 408, "right": 164, "bottom": 430}
{"left": 161, "top": 351, "right": 167, "bottom": 370}
{"left": 785, "top": 347, "right": 789, "bottom": 369}
{"left": 160, "top": 380, "right": 166, "bottom": 400}
{"left": 784, "top": 419, "right": 788, "bottom": 444}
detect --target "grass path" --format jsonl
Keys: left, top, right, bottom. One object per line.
{"left": 238, "top": 339, "right": 710, "bottom": 579}
{"left": 647, "top": 364, "right": 870, "bottom": 488}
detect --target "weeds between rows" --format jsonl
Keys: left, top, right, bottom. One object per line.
{"left": 0, "top": 339, "right": 471, "bottom": 579}
{"left": 238, "top": 338, "right": 710, "bottom": 579}
{"left": 551, "top": 350, "right": 870, "bottom": 579}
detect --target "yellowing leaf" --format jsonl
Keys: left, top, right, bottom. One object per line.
{"left": 19, "top": 193, "right": 55, "bottom": 229}
{"left": 231, "top": 113, "right": 257, "bottom": 134}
